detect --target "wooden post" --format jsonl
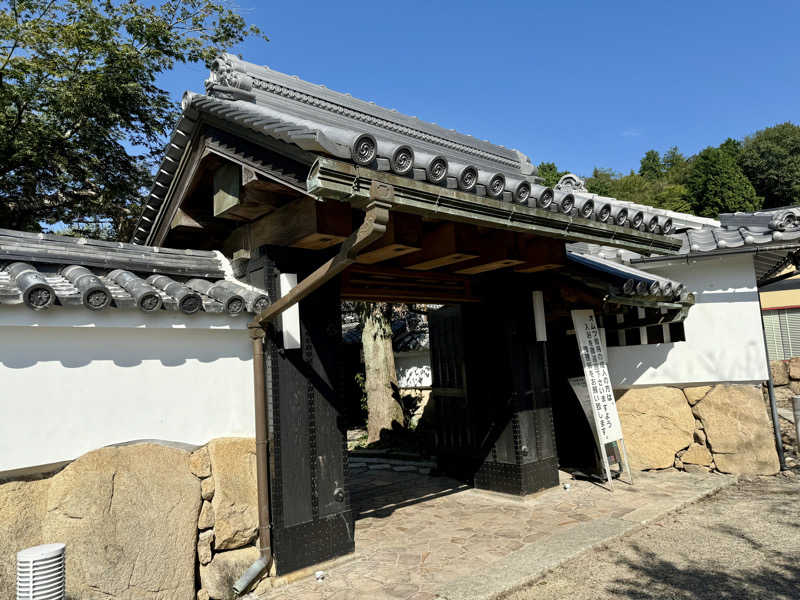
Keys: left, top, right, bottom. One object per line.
{"left": 251, "top": 247, "right": 354, "bottom": 575}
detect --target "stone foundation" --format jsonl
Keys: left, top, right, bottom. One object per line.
{"left": 0, "top": 443, "right": 200, "bottom": 599}
{"left": 616, "top": 384, "right": 780, "bottom": 476}
{"left": 191, "top": 438, "right": 262, "bottom": 600}
{"left": 0, "top": 438, "right": 263, "bottom": 600}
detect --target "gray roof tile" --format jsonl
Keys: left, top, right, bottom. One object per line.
{"left": 0, "top": 229, "right": 269, "bottom": 315}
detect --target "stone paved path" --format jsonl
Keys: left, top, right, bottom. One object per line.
{"left": 252, "top": 469, "right": 734, "bottom": 600}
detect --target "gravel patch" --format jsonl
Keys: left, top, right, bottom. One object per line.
{"left": 502, "top": 475, "right": 800, "bottom": 600}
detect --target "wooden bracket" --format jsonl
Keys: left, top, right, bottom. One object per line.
{"left": 251, "top": 193, "right": 392, "bottom": 327}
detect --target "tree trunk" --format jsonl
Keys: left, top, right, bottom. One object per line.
{"left": 361, "top": 302, "right": 403, "bottom": 444}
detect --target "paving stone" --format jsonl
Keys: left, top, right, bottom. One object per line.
{"left": 253, "top": 468, "right": 734, "bottom": 600}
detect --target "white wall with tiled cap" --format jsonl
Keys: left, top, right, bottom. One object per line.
{"left": 0, "top": 307, "right": 254, "bottom": 474}
{"left": 607, "top": 253, "right": 769, "bottom": 387}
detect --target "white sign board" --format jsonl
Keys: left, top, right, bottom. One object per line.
{"left": 571, "top": 309, "right": 623, "bottom": 444}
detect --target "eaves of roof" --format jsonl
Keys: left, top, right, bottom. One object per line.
{"left": 134, "top": 55, "right": 691, "bottom": 248}
{"left": 0, "top": 228, "right": 269, "bottom": 316}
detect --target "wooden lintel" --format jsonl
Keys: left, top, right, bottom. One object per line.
{"left": 395, "top": 222, "right": 480, "bottom": 271}
{"left": 355, "top": 212, "right": 423, "bottom": 265}
{"left": 341, "top": 264, "right": 477, "bottom": 304}
{"left": 456, "top": 258, "right": 525, "bottom": 275}
{"left": 451, "top": 230, "right": 524, "bottom": 275}
{"left": 514, "top": 235, "right": 568, "bottom": 273}
{"left": 224, "top": 196, "right": 352, "bottom": 254}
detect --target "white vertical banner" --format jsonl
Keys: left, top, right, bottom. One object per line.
{"left": 570, "top": 309, "right": 632, "bottom": 489}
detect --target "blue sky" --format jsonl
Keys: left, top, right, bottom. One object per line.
{"left": 159, "top": 1, "right": 800, "bottom": 177}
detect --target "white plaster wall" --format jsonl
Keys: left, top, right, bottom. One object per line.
{"left": 607, "top": 253, "right": 769, "bottom": 388}
{"left": 0, "top": 307, "right": 254, "bottom": 474}
{"left": 395, "top": 350, "right": 431, "bottom": 389}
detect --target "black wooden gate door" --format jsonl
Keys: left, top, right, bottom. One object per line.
{"left": 428, "top": 290, "right": 559, "bottom": 495}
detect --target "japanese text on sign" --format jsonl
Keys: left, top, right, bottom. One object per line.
{"left": 571, "top": 309, "right": 623, "bottom": 444}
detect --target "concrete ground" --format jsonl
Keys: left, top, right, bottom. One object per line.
{"left": 253, "top": 467, "right": 736, "bottom": 600}
{"left": 504, "top": 474, "right": 800, "bottom": 600}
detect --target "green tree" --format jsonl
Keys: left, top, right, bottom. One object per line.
{"left": 662, "top": 146, "right": 690, "bottom": 183}
{"left": 652, "top": 183, "right": 692, "bottom": 213}
{"left": 639, "top": 149, "right": 664, "bottom": 180}
{"left": 685, "top": 146, "right": 761, "bottom": 217}
{"left": 585, "top": 167, "right": 618, "bottom": 197}
{"left": 0, "top": 0, "right": 266, "bottom": 239}
{"left": 738, "top": 122, "right": 800, "bottom": 209}
{"left": 719, "top": 137, "right": 742, "bottom": 159}
{"left": 536, "top": 161, "right": 565, "bottom": 188}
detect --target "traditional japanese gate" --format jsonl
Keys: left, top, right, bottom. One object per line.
{"left": 131, "top": 54, "right": 693, "bottom": 576}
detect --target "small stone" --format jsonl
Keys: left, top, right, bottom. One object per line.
{"left": 684, "top": 464, "right": 710, "bottom": 474}
{"left": 682, "top": 443, "right": 713, "bottom": 466}
{"left": 201, "top": 477, "right": 215, "bottom": 500}
{"left": 198, "top": 500, "right": 215, "bottom": 530}
{"left": 770, "top": 360, "right": 789, "bottom": 386}
{"left": 208, "top": 438, "right": 258, "bottom": 551}
{"left": 789, "top": 357, "right": 800, "bottom": 380}
{"left": 684, "top": 386, "right": 711, "bottom": 406}
{"left": 674, "top": 457, "right": 684, "bottom": 470}
{"left": 197, "top": 590, "right": 210, "bottom": 600}
{"left": 198, "top": 530, "right": 214, "bottom": 565}
{"left": 773, "top": 386, "right": 795, "bottom": 407}
{"left": 694, "top": 429, "right": 707, "bottom": 445}
{"left": 190, "top": 447, "right": 212, "bottom": 479}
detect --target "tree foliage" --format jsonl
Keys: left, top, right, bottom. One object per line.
{"left": 0, "top": 0, "right": 266, "bottom": 239}
{"left": 638, "top": 149, "right": 663, "bottom": 180}
{"left": 578, "top": 134, "right": 774, "bottom": 217}
{"left": 685, "top": 146, "right": 761, "bottom": 217}
{"left": 536, "top": 161, "right": 565, "bottom": 188}
{"left": 738, "top": 122, "right": 800, "bottom": 209}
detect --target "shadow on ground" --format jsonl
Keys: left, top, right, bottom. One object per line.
{"left": 608, "top": 541, "right": 800, "bottom": 600}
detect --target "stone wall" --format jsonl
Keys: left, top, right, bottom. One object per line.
{"left": 0, "top": 443, "right": 200, "bottom": 600}
{"left": 616, "top": 384, "right": 780, "bottom": 476}
{"left": 192, "top": 438, "right": 261, "bottom": 600}
{"left": 0, "top": 438, "right": 263, "bottom": 600}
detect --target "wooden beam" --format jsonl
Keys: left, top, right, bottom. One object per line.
{"left": 452, "top": 230, "right": 525, "bottom": 275}
{"left": 394, "top": 222, "right": 480, "bottom": 270}
{"left": 355, "top": 212, "right": 423, "bottom": 264}
{"left": 341, "top": 264, "right": 477, "bottom": 304}
{"left": 225, "top": 196, "right": 353, "bottom": 254}
{"left": 212, "top": 162, "right": 289, "bottom": 222}
{"left": 307, "top": 156, "right": 684, "bottom": 255}
{"left": 514, "top": 235, "right": 567, "bottom": 273}
{"left": 170, "top": 208, "right": 204, "bottom": 230}
{"left": 213, "top": 162, "right": 241, "bottom": 218}
{"left": 252, "top": 195, "right": 392, "bottom": 326}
